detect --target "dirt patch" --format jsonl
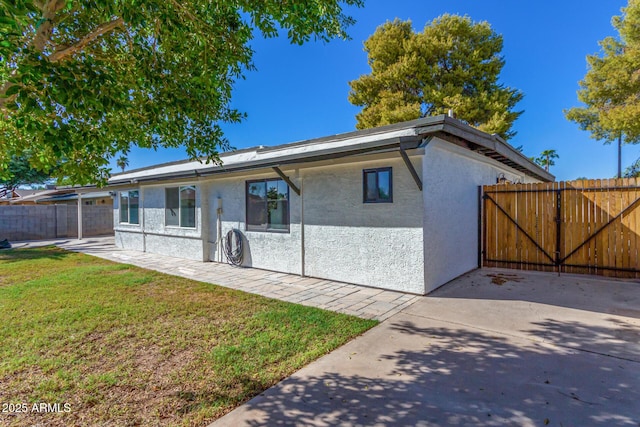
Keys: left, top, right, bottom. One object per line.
{"left": 487, "top": 273, "right": 523, "bottom": 286}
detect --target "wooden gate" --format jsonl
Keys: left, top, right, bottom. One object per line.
{"left": 482, "top": 178, "right": 640, "bottom": 278}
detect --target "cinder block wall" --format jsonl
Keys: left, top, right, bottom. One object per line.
{"left": 0, "top": 205, "right": 113, "bottom": 241}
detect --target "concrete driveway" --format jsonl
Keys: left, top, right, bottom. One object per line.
{"left": 213, "top": 268, "right": 640, "bottom": 427}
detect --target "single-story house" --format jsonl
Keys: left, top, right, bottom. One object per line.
{"left": 107, "top": 115, "right": 553, "bottom": 294}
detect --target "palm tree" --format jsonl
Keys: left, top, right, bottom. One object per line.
{"left": 116, "top": 156, "right": 129, "bottom": 173}
{"left": 535, "top": 149, "right": 559, "bottom": 172}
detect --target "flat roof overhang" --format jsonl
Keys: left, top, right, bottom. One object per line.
{"left": 104, "top": 115, "right": 554, "bottom": 187}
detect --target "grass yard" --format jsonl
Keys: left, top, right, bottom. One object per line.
{"left": 0, "top": 247, "right": 377, "bottom": 426}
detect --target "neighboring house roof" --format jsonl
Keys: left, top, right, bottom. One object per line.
{"left": 108, "top": 115, "right": 554, "bottom": 185}
{"left": 6, "top": 189, "right": 74, "bottom": 204}
{"left": 37, "top": 191, "right": 112, "bottom": 203}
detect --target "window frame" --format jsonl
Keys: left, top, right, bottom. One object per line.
{"left": 245, "top": 178, "right": 290, "bottom": 233}
{"left": 363, "top": 167, "right": 393, "bottom": 204}
{"left": 165, "top": 185, "right": 197, "bottom": 229}
{"left": 119, "top": 190, "right": 140, "bottom": 224}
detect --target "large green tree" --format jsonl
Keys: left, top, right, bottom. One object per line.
{"left": 565, "top": 0, "right": 640, "bottom": 177}
{"left": 0, "top": 154, "right": 53, "bottom": 196}
{"left": 348, "top": 15, "right": 523, "bottom": 139}
{"left": 0, "top": 0, "right": 362, "bottom": 185}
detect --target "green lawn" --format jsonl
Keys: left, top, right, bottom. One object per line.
{"left": 0, "top": 247, "right": 377, "bottom": 426}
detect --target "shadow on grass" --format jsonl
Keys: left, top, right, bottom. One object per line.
{"left": 0, "top": 246, "right": 74, "bottom": 263}
{"left": 228, "top": 318, "right": 640, "bottom": 427}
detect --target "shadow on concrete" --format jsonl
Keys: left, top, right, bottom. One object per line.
{"left": 430, "top": 268, "right": 640, "bottom": 319}
{"left": 227, "top": 318, "right": 639, "bottom": 426}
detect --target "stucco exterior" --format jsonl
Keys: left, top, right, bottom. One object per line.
{"left": 207, "top": 174, "right": 303, "bottom": 274}
{"left": 301, "top": 156, "right": 424, "bottom": 293}
{"left": 422, "top": 138, "right": 533, "bottom": 293}
{"left": 108, "top": 116, "right": 552, "bottom": 294}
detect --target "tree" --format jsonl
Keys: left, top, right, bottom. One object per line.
{"left": 533, "top": 149, "right": 559, "bottom": 172}
{"left": 565, "top": 0, "right": 640, "bottom": 177}
{"left": 116, "top": 156, "right": 129, "bottom": 173}
{"left": 0, "top": 155, "right": 53, "bottom": 196}
{"left": 0, "top": 0, "right": 363, "bottom": 186}
{"left": 623, "top": 158, "right": 640, "bottom": 177}
{"left": 348, "top": 15, "right": 523, "bottom": 139}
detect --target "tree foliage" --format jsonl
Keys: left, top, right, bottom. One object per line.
{"left": 533, "top": 149, "right": 559, "bottom": 172}
{"left": 116, "top": 155, "right": 128, "bottom": 173}
{"left": 623, "top": 158, "right": 640, "bottom": 177}
{"left": 0, "top": 154, "right": 53, "bottom": 193}
{"left": 348, "top": 15, "right": 523, "bottom": 139}
{"left": 0, "top": 0, "right": 362, "bottom": 185}
{"left": 565, "top": 0, "right": 640, "bottom": 145}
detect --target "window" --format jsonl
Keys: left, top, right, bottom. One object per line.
{"left": 246, "top": 179, "right": 289, "bottom": 232}
{"left": 119, "top": 190, "right": 139, "bottom": 224}
{"left": 363, "top": 167, "right": 392, "bottom": 203}
{"left": 165, "top": 186, "right": 196, "bottom": 228}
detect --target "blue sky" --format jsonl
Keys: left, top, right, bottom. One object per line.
{"left": 114, "top": 0, "right": 639, "bottom": 181}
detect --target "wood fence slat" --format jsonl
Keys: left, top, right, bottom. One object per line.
{"left": 629, "top": 178, "right": 640, "bottom": 278}
{"left": 482, "top": 178, "right": 640, "bottom": 278}
{"left": 586, "top": 179, "right": 595, "bottom": 274}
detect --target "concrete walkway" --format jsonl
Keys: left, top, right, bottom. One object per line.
{"left": 213, "top": 268, "right": 640, "bottom": 426}
{"left": 11, "top": 236, "right": 419, "bottom": 321}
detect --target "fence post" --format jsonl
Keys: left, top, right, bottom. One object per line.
{"left": 478, "top": 185, "right": 483, "bottom": 269}
{"left": 555, "top": 188, "right": 562, "bottom": 274}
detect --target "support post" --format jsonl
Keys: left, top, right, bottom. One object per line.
{"left": 77, "top": 193, "right": 83, "bottom": 240}
{"left": 478, "top": 186, "right": 483, "bottom": 268}
{"left": 300, "top": 178, "right": 305, "bottom": 277}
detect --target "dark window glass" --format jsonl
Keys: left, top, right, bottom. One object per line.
{"left": 165, "top": 188, "right": 180, "bottom": 226}
{"left": 119, "top": 192, "right": 129, "bottom": 223}
{"left": 247, "top": 181, "right": 267, "bottom": 230}
{"left": 363, "top": 167, "right": 393, "bottom": 203}
{"left": 246, "top": 179, "right": 289, "bottom": 232}
{"left": 365, "top": 171, "right": 377, "bottom": 201}
{"left": 128, "top": 191, "right": 139, "bottom": 224}
{"left": 180, "top": 186, "right": 196, "bottom": 228}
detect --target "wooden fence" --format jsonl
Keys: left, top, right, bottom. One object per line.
{"left": 482, "top": 178, "right": 640, "bottom": 278}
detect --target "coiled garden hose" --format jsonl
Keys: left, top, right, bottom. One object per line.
{"left": 223, "top": 229, "right": 243, "bottom": 266}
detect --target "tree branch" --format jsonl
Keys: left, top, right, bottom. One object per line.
{"left": 33, "top": 0, "right": 66, "bottom": 52}
{"left": 47, "top": 17, "right": 125, "bottom": 63}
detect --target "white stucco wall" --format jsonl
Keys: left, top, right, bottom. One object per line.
{"left": 301, "top": 156, "right": 425, "bottom": 294}
{"left": 203, "top": 155, "right": 424, "bottom": 293}
{"left": 422, "top": 138, "right": 537, "bottom": 293}
{"left": 207, "top": 173, "right": 302, "bottom": 275}
{"left": 140, "top": 185, "right": 203, "bottom": 260}
{"left": 113, "top": 188, "right": 144, "bottom": 251}
{"left": 114, "top": 185, "right": 204, "bottom": 260}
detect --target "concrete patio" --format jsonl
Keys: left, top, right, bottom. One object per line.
{"left": 10, "top": 236, "right": 419, "bottom": 321}
{"left": 213, "top": 268, "right": 640, "bottom": 426}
